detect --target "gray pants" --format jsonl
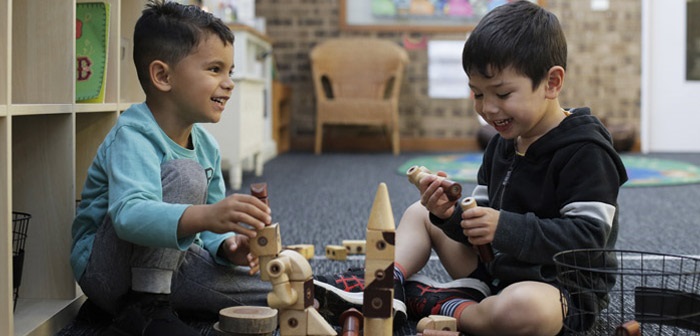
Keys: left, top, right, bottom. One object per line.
{"left": 78, "top": 159, "right": 271, "bottom": 315}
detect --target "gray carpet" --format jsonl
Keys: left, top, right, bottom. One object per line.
{"left": 58, "top": 151, "right": 700, "bottom": 335}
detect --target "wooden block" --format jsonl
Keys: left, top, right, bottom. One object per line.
{"left": 325, "top": 245, "right": 347, "bottom": 260}
{"left": 217, "top": 306, "right": 278, "bottom": 335}
{"left": 266, "top": 250, "right": 314, "bottom": 310}
{"left": 417, "top": 315, "right": 457, "bottom": 332}
{"left": 363, "top": 314, "right": 393, "bottom": 336}
{"left": 362, "top": 287, "right": 393, "bottom": 319}
{"left": 250, "top": 223, "right": 282, "bottom": 258}
{"left": 364, "top": 258, "right": 394, "bottom": 289}
{"left": 284, "top": 244, "right": 315, "bottom": 260}
{"left": 278, "top": 307, "right": 337, "bottom": 336}
{"left": 342, "top": 240, "right": 366, "bottom": 254}
{"left": 365, "top": 230, "right": 395, "bottom": 260}
{"left": 258, "top": 255, "right": 276, "bottom": 282}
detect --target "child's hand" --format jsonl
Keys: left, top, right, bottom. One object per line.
{"left": 220, "top": 235, "right": 260, "bottom": 275}
{"left": 419, "top": 171, "right": 457, "bottom": 219}
{"left": 204, "top": 193, "right": 271, "bottom": 238}
{"left": 460, "top": 206, "right": 499, "bottom": 246}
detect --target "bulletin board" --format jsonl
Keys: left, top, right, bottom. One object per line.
{"left": 340, "top": 0, "right": 545, "bottom": 33}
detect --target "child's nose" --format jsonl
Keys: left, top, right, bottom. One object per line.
{"left": 223, "top": 77, "right": 235, "bottom": 91}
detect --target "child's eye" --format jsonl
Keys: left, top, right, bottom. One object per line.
{"left": 473, "top": 93, "right": 484, "bottom": 99}
{"left": 497, "top": 92, "right": 511, "bottom": 99}
{"left": 209, "top": 66, "right": 221, "bottom": 73}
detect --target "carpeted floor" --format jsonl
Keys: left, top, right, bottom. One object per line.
{"left": 398, "top": 153, "right": 700, "bottom": 187}
{"left": 57, "top": 151, "right": 700, "bottom": 336}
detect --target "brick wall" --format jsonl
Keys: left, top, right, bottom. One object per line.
{"left": 256, "top": 0, "right": 641, "bottom": 151}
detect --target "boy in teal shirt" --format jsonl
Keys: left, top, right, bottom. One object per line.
{"left": 71, "top": 1, "right": 271, "bottom": 335}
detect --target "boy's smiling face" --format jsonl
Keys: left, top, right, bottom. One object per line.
{"left": 168, "top": 34, "right": 235, "bottom": 125}
{"left": 469, "top": 65, "right": 563, "bottom": 144}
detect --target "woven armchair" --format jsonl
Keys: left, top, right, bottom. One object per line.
{"left": 310, "top": 38, "right": 409, "bottom": 155}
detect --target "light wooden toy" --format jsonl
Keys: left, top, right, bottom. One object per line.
{"left": 460, "top": 197, "right": 494, "bottom": 263}
{"left": 215, "top": 306, "right": 278, "bottom": 336}
{"left": 325, "top": 245, "right": 347, "bottom": 261}
{"left": 247, "top": 183, "right": 336, "bottom": 336}
{"left": 417, "top": 315, "right": 457, "bottom": 332}
{"left": 341, "top": 240, "right": 366, "bottom": 255}
{"left": 284, "top": 244, "right": 315, "bottom": 260}
{"left": 363, "top": 183, "right": 396, "bottom": 336}
{"left": 406, "top": 165, "right": 462, "bottom": 201}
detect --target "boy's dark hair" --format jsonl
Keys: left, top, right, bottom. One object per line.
{"left": 462, "top": 1, "right": 567, "bottom": 90}
{"left": 133, "top": 0, "right": 234, "bottom": 93}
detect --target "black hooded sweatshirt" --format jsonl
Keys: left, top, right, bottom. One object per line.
{"left": 430, "top": 107, "right": 628, "bottom": 315}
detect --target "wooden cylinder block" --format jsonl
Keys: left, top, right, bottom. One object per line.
{"left": 460, "top": 197, "right": 494, "bottom": 263}
{"left": 406, "top": 165, "right": 462, "bottom": 201}
{"left": 216, "top": 306, "right": 278, "bottom": 336}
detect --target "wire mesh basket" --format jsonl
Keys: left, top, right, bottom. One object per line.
{"left": 12, "top": 211, "right": 31, "bottom": 311}
{"left": 554, "top": 249, "right": 700, "bottom": 336}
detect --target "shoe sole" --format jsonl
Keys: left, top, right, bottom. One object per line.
{"left": 406, "top": 274, "right": 492, "bottom": 297}
{"left": 313, "top": 280, "right": 408, "bottom": 326}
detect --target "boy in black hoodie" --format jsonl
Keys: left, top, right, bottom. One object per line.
{"left": 315, "top": 1, "right": 627, "bottom": 335}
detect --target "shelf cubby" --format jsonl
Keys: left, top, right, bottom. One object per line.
{"left": 1, "top": 1, "right": 148, "bottom": 334}
{"left": 12, "top": 0, "right": 74, "bottom": 106}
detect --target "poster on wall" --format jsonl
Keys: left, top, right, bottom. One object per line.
{"left": 341, "top": 0, "right": 542, "bottom": 32}
{"left": 688, "top": 0, "right": 700, "bottom": 80}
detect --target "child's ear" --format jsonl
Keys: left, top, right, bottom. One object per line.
{"left": 149, "top": 60, "right": 172, "bottom": 92}
{"left": 544, "top": 66, "right": 565, "bottom": 99}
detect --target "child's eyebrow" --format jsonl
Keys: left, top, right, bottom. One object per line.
{"left": 469, "top": 80, "right": 507, "bottom": 90}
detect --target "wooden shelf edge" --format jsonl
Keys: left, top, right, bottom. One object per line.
{"left": 75, "top": 103, "right": 119, "bottom": 113}
{"left": 9, "top": 104, "right": 73, "bottom": 116}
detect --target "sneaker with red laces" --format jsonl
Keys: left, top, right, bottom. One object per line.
{"left": 313, "top": 268, "right": 407, "bottom": 327}
{"left": 404, "top": 274, "right": 491, "bottom": 320}
{"left": 314, "top": 267, "right": 366, "bottom": 292}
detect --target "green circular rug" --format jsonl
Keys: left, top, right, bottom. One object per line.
{"left": 398, "top": 154, "right": 700, "bottom": 188}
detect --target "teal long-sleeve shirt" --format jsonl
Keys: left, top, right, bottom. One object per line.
{"left": 71, "top": 103, "right": 233, "bottom": 280}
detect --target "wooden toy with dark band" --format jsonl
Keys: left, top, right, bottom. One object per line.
{"left": 406, "top": 165, "right": 462, "bottom": 201}
{"left": 340, "top": 308, "right": 363, "bottom": 336}
{"left": 248, "top": 183, "right": 337, "bottom": 336}
{"left": 460, "top": 197, "right": 494, "bottom": 263}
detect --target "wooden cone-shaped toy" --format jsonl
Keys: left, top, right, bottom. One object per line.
{"left": 363, "top": 183, "right": 395, "bottom": 336}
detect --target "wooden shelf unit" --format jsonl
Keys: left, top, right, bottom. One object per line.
{"left": 0, "top": 1, "right": 147, "bottom": 335}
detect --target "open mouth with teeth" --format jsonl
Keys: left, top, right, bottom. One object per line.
{"left": 492, "top": 118, "right": 513, "bottom": 131}
{"left": 211, "top": 97, "right": 227, "bottom": 108}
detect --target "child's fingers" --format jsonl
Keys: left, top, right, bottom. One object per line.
{"left": 228, "top": 224, "right": 258, "bottom": 238}
{"left": 235, "top": 193, "right": 271, "bottom": 214}
{"left": 248, "top": 254, "right": 260, "bottom": 275}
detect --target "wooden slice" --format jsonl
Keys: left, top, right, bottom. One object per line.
{"left": 218, "top": 306, "right": 278, "bottom": 335}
